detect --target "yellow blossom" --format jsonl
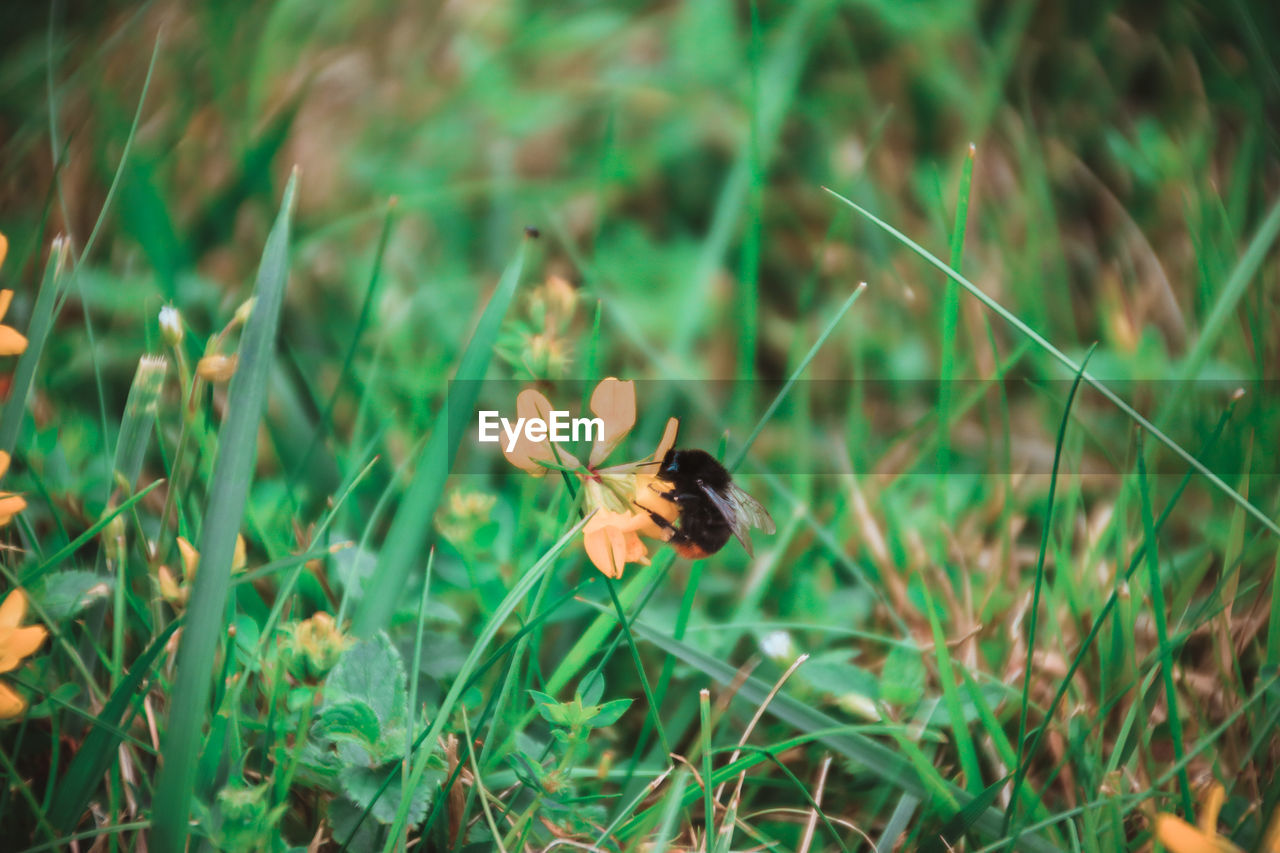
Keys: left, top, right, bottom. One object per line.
{"left": 582, "top": 509, "right": 654, "bottom": 579}
{"left": 286, "top": 612, "right": 351, "bottom": 680}
{"left": 0, "top": 589, "right": 48, "bottom": 719}
{"left": 162, "top": 534, "right": 248, "bottom": 607}
{"left": 1154, "top": 781, "right": 1280, "bottom": 853}
{"left": 0, "top": 233, "right": 27, "bottom": 358}
{"left": 0, "top": 291, "right": 27, "bottom": 358}
{"left": 0, "top": 452, "right": 26, "bottom": 528}
{"left": 501, "top": 378, "right": 679, "bottom": 578}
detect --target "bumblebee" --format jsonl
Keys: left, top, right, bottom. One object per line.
{"left": 639, "top": 449, "right": 776, "bottom": 559}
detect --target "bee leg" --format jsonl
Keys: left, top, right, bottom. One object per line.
{"left": 633, "top": 500, "right": 682, "bottom": 544}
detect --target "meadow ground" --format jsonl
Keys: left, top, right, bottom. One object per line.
{"left": 0, "top": 1, "right": 1278, "bottom": 850}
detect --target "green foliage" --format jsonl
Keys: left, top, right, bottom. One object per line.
{"left": 1, "top": 2, "right": 1278, "bottom": 851}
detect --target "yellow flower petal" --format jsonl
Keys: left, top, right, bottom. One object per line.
{"left": 0, "top": 326, "right": 27, "bottom": 357}
{"left": 0, "top": 624, "right": 47, "bottom": 673}
{"left": 1261, "top": 805, "right": 1280, "bottom": 853}
{"left": 0, "top": 450, "right": 9, "bottom": 479}
{"left": 0, "top": 288, "right": 12, "bottom": 319}
{"left": 0, "top": 493, "right": 27, "bottom": 527}
{"left": 633, "top": 476, "right": 677, "bottom": 540}
{"left": 156, "top": 563, "right": 186, "bottom": 604}
{"left": 502, "top": 389, "right": 576, "bottom": 476}
{"left": 1199, "top": 784, "right": 1225, "bottom": 835}
{"left": 177, "top": 537, "right": 200, "bottom": 581}
{"left": 0, "top": 588, "right": 28, "bottom": 629}
{"left": 1154, "top": 814, "right": 1242, "bottom": 853}
{"left": 233, "top": 534, "right": 247, "bottom": 572}
{"left": 0, "top": 233, "right": 8, "bottom": 272}
{"left": 583, "top": 509, "right": 652, "bottom": 579}
{"left": 589, "top": 378, "right": 636, "bottom": 467}
{"left": 652, "top": 417, "right": 678, "bottom": 462}
{"left": 0, "top": 680, "right": 26, "bottom": 719}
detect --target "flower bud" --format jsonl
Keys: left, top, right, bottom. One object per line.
{"left": 197, "top": 353, "right": 238, "bottom": 383}
{"left": 158, "top": 305, "right": 184, "bottom": 346}
{"left": 233, "top": 298, "right": 256, "bottom": 328}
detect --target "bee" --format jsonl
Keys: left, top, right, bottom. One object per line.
{"left": 638, "top": 448, "right": 776, "bottom": 559}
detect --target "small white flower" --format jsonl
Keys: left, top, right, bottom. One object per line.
{"left": 158, "top": 305, "right": 183, "bottom": 346}
{"left": 759, "top": 630, "right": 794, "bottom": 661}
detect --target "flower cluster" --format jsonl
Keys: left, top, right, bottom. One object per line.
{"left": 502, "top": 378, "right": 679, "bottom": 578}
{"left": 496, "top": 274, "right": 579, "bottom": 379}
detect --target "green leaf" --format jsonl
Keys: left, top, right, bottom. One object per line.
{"left": 316, "top": 702, "right": 383, "bottom": 753}
{"left": 340, "top": 765, "right": 439, "bottom": 826}
{"left": 578, "top": 670, "right": 605, "bottom": 707}
{"left": 37, "top": 570, "right": 112, "bottom": 622}
{"left": 880, "top": 644, "right": 926, "bottom": 708}
{"left": 325, "top": 634, "right": 407, "bottom": 732}
{"left": 528, "top": 689, "right": 573, "bottom": 727}
{"left": 586, "top": 698, "right": 632, "bottom": 729}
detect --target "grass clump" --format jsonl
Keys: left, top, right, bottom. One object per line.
{"left": 1, "top": 3, "right": 1279, "bottom": 851}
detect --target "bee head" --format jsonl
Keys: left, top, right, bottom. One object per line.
{"left": 662, "top": 448, "right": 731, "bottom": 488}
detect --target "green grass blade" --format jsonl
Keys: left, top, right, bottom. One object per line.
{"left": 47, "top": 619, "right": 181, "bottom": 832}
{"left": 649, "top": 768, "right": 690, "bottom": 853}
{"left": 616, "top": 612, "right": 1060, "bottom": 853}
{"left": 0, "top": 238, "right": 71, "bottom": 456}
{"left": 936, "top": 143, "right": 976, "bottom": 501}
{"left": 352, "top": 237, "right": 529, "bottom": 636}
{"left": 729, "top": 283, "right": 865, "bottom": 471}
{"left": 1135, "top": 432, "right": 1194, "bottom": 817}
{"left": 151, "top": 170, "right": 299, "bottom": 852}
{"left": 606, "top": 576, "right": 670, "bottom": 759}
{"left": 1004, "top": 343, "right": 1095, "bottom": 835}
{"left": 1166, "top": 196, "right": 1280, "bottom": 396}
{"left": 822, "top": 187, "right": 1280, "bottom": 538}
{"left": 699, "top": 688, "right": 715, "bottom": 848}
{"left": 919, "top": 582, "right": 982, "bottom": 794}
{"left": 346, "top": 515, "right": 587, "bottom": 851}
{"left": 290, "top": 196, "right": 399, "bottom": 487}
{"left": 1010, "top": 395, "right": 1240, "bottom": 830}
{"left": 21, "top": 480, "right": 164, "bottom": 584}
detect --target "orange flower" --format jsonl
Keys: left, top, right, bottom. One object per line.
{"left": 582, "top": 509, "right": 654, "bottom": 579}
{"left": 1154, "top": 782, "right": 1280, "bottom": 853}
{"left": 0, "top": 234, "right": 28, "bottom": 358}
{"left": 0, "top": 452, "right": 26, "bottom": 527}
{"left": 502, "top": 378, "right": 680, "bottom": 578}
{"left": 0, "top": 588, "right": 48, "bottom": 719}
{"left": 503, "top": 378, "right": 640, "bottom": 476}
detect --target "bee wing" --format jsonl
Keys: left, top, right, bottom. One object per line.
{"left": 697, "top": 480, "right": 776, "bottom": 557}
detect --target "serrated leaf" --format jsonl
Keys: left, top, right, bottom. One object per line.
{"left": 325, "top": 633, "right": 406, "bottom": 730}
{"left": 586, "top": 698, "right": 632, "bottom": 728}
{"left": 315, "top": 701, "right": 382, "bottom": 751}
{"left": 339, "top": 764, "right": 439, "bottom": 826}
